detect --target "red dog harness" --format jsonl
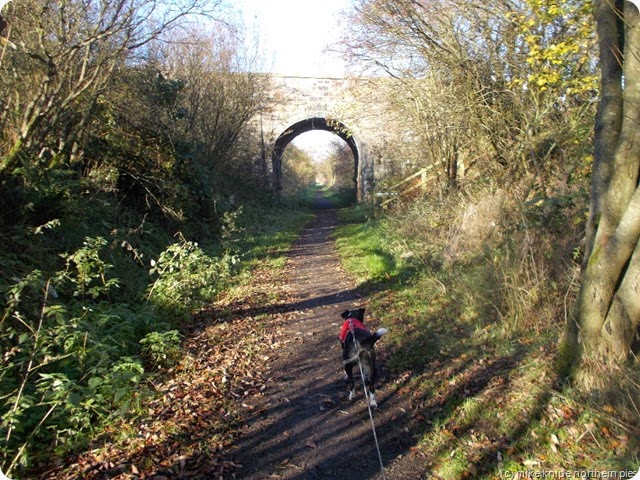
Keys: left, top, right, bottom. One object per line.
{"left": 339, "top": 318, "right": 367, "bottom": 343}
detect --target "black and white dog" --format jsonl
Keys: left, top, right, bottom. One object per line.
{"left": 339, "top": 308, "right": 388, "bottom": 407}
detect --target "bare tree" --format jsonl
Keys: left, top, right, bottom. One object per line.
{"left": 0, "top": 0, "right": 216, "bottom": 172}
{"left": 160, "top": 26, "right": 271, "bottom": 188}
{"left": 339, "top": 0, "right": 596, "bottom": 187}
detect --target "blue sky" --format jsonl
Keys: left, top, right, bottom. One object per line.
{"left": 237, "top": 0, "right": 350, "bottom": 77}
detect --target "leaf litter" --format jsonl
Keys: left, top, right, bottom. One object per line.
{"left": 36, "top": 261, "right": 297, "bottom": 480}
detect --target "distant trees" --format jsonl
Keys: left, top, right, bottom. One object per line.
{"left": 281, "top": 144, "right": 316, "bottom": 200}
{"left": 316, "top": 139, "right": 355, "bottom": 190}
{"left": 279, "top": 139, "right": 356, "bottom": 201}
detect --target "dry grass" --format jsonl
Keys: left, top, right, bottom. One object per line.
{"left": 335, "top": 178, "right": 640, "bottom": 474}
{"left": 574, "top": 358, "right": 640, "bottom": 431}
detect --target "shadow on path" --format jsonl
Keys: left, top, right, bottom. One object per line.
{"left": 228, "top": 208, "right": 416, "bottom": 479}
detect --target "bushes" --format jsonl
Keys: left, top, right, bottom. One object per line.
{"left": 0, "top": 2, "right": 280, "bottom": 474}
{"left": 0, "top": 227, "right": 239, "bottom": 474}
{"left": 334, "top": 189, "right": 639, "bottom": 471}
{"left": 146, "top": 234, "right": 235, "bottom": 321}
{"left": 0, "top": 261, "right": 147, "bottom": 472}
{"left": 139, "top": 330, "right": 181, "bottom": 370}
{"left": 0, "top": 195, "right": 313, "bottom": 475}
{"left": 342, "top": 179, "right": 585, "bottom": 339}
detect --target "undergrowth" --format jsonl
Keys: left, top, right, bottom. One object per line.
{"left": 333, "top": 189, "right": 639, "bottom": 478}
{"left": 0, "top": 195, "right": 311, "bottom": 476}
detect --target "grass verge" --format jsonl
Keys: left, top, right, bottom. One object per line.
{"left": 333, "top": 208, "right": 639, "bottom": 478}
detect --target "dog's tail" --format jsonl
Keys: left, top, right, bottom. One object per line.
{"left": 371, "top": 327, "right": 388, "bottom": 344}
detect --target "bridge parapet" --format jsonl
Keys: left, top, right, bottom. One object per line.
{"left": 261, "top": 75, "right": 355, "bottom": 139}
{"left": 255, "top": 74, "right": 383, "bottom": 202}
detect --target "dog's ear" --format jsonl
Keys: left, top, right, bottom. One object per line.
{"left": 341, "top": 310, "right": 350, "bottom": 319}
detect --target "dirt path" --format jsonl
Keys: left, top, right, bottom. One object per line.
{"left": 229, "top": 203, "right": 422, "bottom": 479}
{"left": 35, "top": 199, "right": 424, "bottom": 480}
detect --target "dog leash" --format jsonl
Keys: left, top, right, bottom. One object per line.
{"left": 348, "top": 319, "right": 387, "bottom": 480}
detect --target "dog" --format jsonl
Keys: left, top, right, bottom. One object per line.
{"left": 339, "top": 308, "right": 388, "bottom": 407}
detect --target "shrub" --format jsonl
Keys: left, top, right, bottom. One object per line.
{"left": 140, "top": 330, "right": 181, "bottom": 370}
{"left": 0, "top": 237, "right": 154, "bottom": 473}
{"left": 146, "top": 233, "right": 236, "bottom": 321}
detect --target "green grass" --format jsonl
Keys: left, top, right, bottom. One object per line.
{"left": 320, "top": 185, "right": 357, "bottom": 208}
{"left": 333, "top": 221, "right": 405, "bottom": 284}
{"left": 302, "top": 184, "right": 358, "bottom": 209}
{"left": 238, "top": 205, "right": 314, "bottom": 261}
{"left": 337, "top": 204, "right": 373, "bottom": 224}
{"left": 332, "top": 206, "right": 640, "bottom": 478}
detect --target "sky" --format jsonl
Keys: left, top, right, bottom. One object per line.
{"left": 237, "top": 0, "right": 351, "bottom": 78}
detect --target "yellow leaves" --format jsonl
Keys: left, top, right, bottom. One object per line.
{"left": 526, "top": 34, "right": 542, "bottom": 45}
{"left": 534, "top": 72, "right": 560, "bottom": 87}
{"left": 548, "top": 4, "right": 561, "bottom": 17}
{"left": 547, "top": 42, "right": 580, "bottom": 62}
{"left": 512, "top": 0, "right": 596, "bottom": 97}
{"left": 526, "top": 40, "right": 580, "bottom": 69}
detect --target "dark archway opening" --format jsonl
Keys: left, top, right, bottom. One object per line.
{"left": 271, "top": 117, "right": 359, "bottom": 201}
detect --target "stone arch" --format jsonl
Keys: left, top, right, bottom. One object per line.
{"left": 271, "top": 117, "right": 360, "bottom": 199}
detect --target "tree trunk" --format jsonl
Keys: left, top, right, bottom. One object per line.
{"left": 561, "top": 0, "right": 640, "bottom": 376}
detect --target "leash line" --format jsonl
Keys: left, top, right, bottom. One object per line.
{"left": 348, "top": 319, "right": 387, "bottom": 480}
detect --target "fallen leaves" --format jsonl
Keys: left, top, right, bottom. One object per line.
{"left": 36, "top": 264, "right": 291, "bottom": 480}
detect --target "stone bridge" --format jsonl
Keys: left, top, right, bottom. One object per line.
{"left": 257, "top": 75, "right": 382, "bottom": 201}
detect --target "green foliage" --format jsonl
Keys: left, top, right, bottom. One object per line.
{"left": 220, "top": 207, "right": 246, "bottom": 259}
{"left": 147, "top": 236, "right": 222, "bottom": 319}
{"left": 0, "top": 214, "right": 247, "bottom": 474}
{"left": 0, "top": 195, "right": 313, "bottom": 475}
{"left": 337, "top": 203, "right": 373, "bottom": 224}
{"left": 60, "top": 237, "right": 119, "bottom": 299}
{"left": 0, "top": 252, "right": 147, "bottom": 473}
{"left": 523, "top": 191, "right": 584, "bottom": 233}
{"left": 140, "top": 331, "right": 181, "bottom": 370}
{"left": 235, "top": 206, "right": 315, "bottom": 261}
{"left": 0, "top": 2, "right": 302, "bottom": 475}
{"left": 147, "top": 220, "right": 242, "bottom": 322}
